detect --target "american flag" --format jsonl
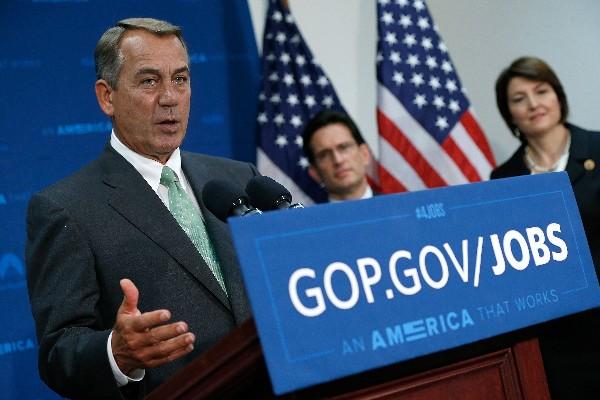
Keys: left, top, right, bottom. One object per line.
{"left": 256, "top": 0, "right": 346, "bottom": 205}
{"left": 376, "top": 0, "right": 495, "bottom": 192}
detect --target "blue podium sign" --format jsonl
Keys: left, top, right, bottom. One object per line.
{"left": 229, "top": 172, "right": 599, "bottom": 394}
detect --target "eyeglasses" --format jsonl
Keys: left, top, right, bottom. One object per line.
{"left": 314, "top": 141, "right": 358, "bottom": 164}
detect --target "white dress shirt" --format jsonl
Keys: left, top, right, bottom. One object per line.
{"left": 328, "top": 185, "right": 374, "bottom": 203}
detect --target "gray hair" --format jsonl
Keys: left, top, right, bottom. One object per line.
{"left": 94, "top": 17, "right": 188, "bottom": 89}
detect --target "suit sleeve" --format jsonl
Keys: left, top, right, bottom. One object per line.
{"left": 25, "top": 193, "right": 140, "bottom": 400}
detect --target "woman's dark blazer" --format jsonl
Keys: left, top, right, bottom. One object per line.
{"left": 490, "top": 123, "right": 600, "bottom": 399}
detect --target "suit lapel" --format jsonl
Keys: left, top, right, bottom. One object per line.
{"left": 566, "top": 125, "right": 589, "bottom": 184}
{"left": 507, "top": 146, "right": 530, "bottom": 176}
{"left": 98, "top": 147, "right": 231, "bottom": 310}
{"left": 181, "top": 152, "right": 252, "bottom": 324}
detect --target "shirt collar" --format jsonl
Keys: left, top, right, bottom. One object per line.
{"left": 362, "top": 185, "right": 374, "bottom": 199}
{"left": 110, "top": 130, "right": 185, "bottom": 192}
{"left": 328, "top": 185, "right": 373, "bottom": 203}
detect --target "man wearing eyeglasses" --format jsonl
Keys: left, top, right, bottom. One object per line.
{"left": 302, "top": 110, "right": 374, "bottom": 202}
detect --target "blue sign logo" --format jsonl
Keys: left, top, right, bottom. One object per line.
{"left": 0, "top": 191, "right": 31, "bottom": 205}
{"left": 0, "top": 58, "right": 41, "bottom": 70}
{"left": 0, "top": 253, "right": 26, "bottom": 291}
{"left": 0, "top": 338, "right": 35, "bottom": 357}
{"left": 189, "top": 52, "right": 208, "bottom": 64}
{"left": 229, "top": 173, "right": 600, "bottom": 394}
{"left": 41, "top": 121, "right": 111, "bottom": 137}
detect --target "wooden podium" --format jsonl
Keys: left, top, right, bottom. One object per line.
{"left": 146, "top": 318, "right": 550, "bottom": 400}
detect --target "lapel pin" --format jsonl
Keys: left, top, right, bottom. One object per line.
{"left": 583, "top": 159, "right": 595, "bottom": 171}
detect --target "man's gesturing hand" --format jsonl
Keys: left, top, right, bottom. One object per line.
{"left": 111, "top": 279, "right": 196, "bottom": 375}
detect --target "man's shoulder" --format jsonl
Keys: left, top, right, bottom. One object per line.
{"left": 181, "top": 151, "right": 258, "bottom": 179}
{"left": 182, "top": 151, "right": 252, "bottom": 168}
{"left": 37, "top": 158, "right": 104, "bottom": 199}
{"left": 31, "top": 146, "right": 127, "bottom": 208}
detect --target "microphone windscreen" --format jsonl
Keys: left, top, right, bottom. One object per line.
{"left": 202, "top": 179, "right": 249, "bottom": 222}
{"left": 246, "top": 176, "right": 292, "bottom": 211}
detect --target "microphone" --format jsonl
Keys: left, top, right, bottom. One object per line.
{"left": 202, "top": 179, "right": 262, "bottom": 222}
{"left": 245, "top": 176, "right": 304, "bottom": 211}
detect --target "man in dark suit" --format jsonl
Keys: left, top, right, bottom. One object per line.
{"left": 302, "top": 110, "right": 375, "bottom": 202}
{"left": 25, "top": 18, "right": 257, "bottom": 399}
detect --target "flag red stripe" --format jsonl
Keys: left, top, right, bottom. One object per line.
{"left": 441, "top": 136, "right": 482, "bottom": 182}
{"left": 377, "top": 109, "right": 447, "bottom": 188}
{"left": 461, "top": 111, "right": 496, "bottom": 167}
{"left": 377, "top": 164, "right": 407, "bottom": 193}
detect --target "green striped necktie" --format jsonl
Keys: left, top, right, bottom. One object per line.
{"left": 160, "top": 166, "right": 227, "bottom": 294}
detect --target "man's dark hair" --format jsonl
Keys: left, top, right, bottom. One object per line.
{"left": 94, "top": 17, "right": 187, "bottom": 89}
{"left": 302, "top": 110, "right": 365, "bottom": 163}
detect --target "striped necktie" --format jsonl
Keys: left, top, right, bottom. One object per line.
{"left": 160, "top": 166, "right": 227, "bottom": 294}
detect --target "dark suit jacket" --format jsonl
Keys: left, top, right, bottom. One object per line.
{"left": 26, "top": 145, "right": 258, "bottom": 399}
{"left": 491, "top": 123, "right": 600, "bottom": 399}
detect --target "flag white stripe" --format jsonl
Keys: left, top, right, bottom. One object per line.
{"left": 257, "top": 149, "right": 315, "bottom": 206}
{"left": 379, "top": 137, "right": 427, "bottom": 191}
{"left": 378, "top": 83, "right": 469, "bottom": 185}
{"left": 449, "top": 117, "right": 494, "bottom": 180}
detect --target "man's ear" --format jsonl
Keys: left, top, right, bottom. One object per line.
{"left": 307, "top": 165, "right": 322, "bottom": 184}
{"left": 95, "top": 79, "right": 114, "bottom": 117}
{"left": 358, "top": 143, "right": 372, "bottom": 166}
